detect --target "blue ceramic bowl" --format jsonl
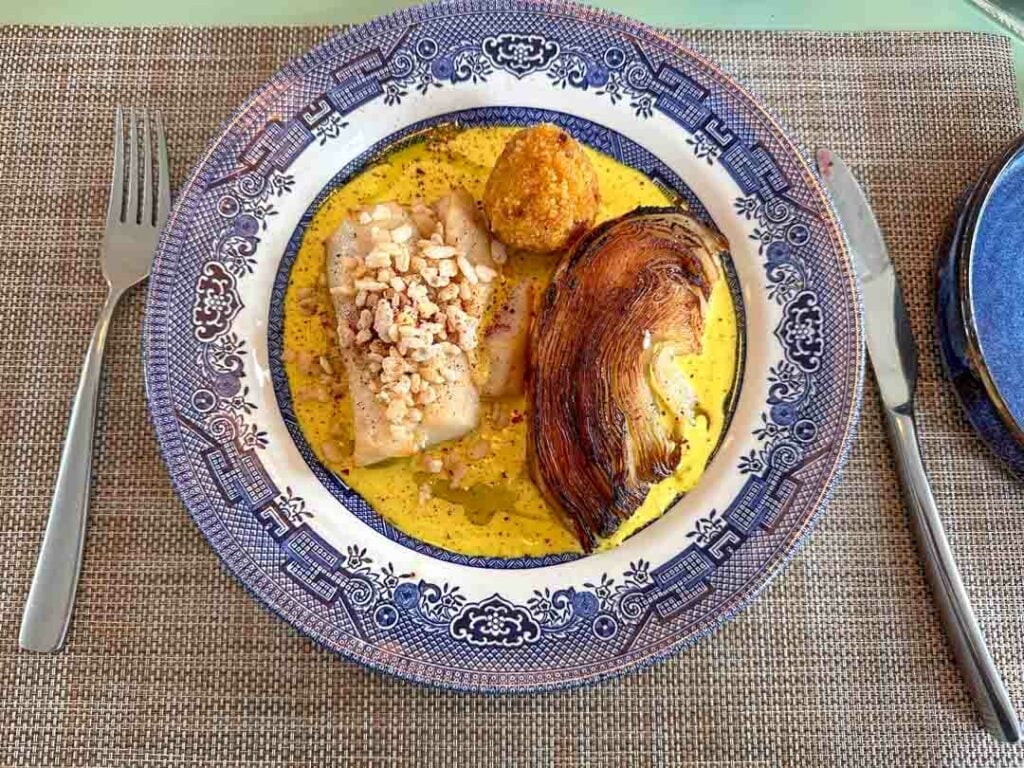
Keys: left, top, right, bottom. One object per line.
{"left": 937, "top": 135, "right": 1024, "bottom": 478}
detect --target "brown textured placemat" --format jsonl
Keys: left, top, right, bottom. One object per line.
{"left": 1, "top": 24, "right": 1022, "bottom": 767}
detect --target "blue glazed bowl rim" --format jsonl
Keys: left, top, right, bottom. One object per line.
{"left": 957, "top": 133, "right": 1024, "bottom": 445}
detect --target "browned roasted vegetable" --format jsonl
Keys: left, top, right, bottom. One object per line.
{"left": 527, "top": 208, "right": 725, "bottom": 551}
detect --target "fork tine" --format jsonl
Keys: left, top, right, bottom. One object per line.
{"left": 126, "top": 108, "right": 139, "bottom": 224}
{"left": 155, "top": 111, "right": 170, "bottom": 229}
{"left": 106, "top": 107, "right": 124, "bottom": 224}
{"left": 141, "top": 109, "right": 153, "bottom": 227}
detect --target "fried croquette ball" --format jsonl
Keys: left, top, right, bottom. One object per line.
{"left": 483, "top": 124, "right": 600, "bottom": 253}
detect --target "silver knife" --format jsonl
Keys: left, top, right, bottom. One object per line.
{"left": 817, "top": 149, "right": 1021, "bottom": 744}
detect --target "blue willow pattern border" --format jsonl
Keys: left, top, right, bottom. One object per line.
{"left": 148, "top": 1, "right": 854, "bottom": 676}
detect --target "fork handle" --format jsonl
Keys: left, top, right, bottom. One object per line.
{"left": 885, "top": 407, "right": 1021, "bottom": 743}
{"left": 20, "top": 289, "right": 122, "bottom": 653}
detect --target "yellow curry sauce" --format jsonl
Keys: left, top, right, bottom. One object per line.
{"left": 283, "top": 126, "right": 738, "bottom": 557}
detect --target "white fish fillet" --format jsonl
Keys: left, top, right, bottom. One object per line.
{"left": 481, "top": 281, "right": 534, "bottom": 397}
{"left": 325, "top": 192, "right": 495, "bottom": 466}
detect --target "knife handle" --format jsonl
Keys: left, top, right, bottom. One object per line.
{"left": 884, "top": 408, "right": 1021, "bottom": 743}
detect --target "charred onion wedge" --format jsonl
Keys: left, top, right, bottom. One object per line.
{"left": 527, "top": 208, "right": 726, "bottom": 551}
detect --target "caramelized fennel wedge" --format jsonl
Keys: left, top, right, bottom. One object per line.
{"left": 527, "top": 208, "right": 726, "bottom": 551}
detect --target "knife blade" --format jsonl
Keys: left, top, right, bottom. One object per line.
{"left": 817, "top": 148, "right": 1021, "bottom": 744}
{"left": 816, "top": 150, "right": 917, "bottom": 412}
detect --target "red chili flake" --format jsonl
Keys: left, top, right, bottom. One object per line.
{"left": 510, "top": 411, "right": 524, "bottom": 425}
{"left": 341, "top": 468, "right": 350, "bottom": 476}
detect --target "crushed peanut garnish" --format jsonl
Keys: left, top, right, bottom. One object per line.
{"left": 421, "top": 455, "right": 444, "bottom": 474}
{"left": 418, "top": 483, "right": 433, "bottom": 504}
{"left": 448, "top": 458, "right": 468, "bottom": 490}
{"left": 467, "top": 438, "right": 492, "bottom": 461}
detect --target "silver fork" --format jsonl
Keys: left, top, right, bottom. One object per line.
{"left": 19, "top": 108, "right": 169, "bottom": 653}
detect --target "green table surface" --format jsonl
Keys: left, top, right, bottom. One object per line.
{"left": 3, "top": 0, "right": 1021, "bottom": 87}
{"left": 5, "top": 0, "right": 1023, "bottom": 91}
{"left": 0, "top": 0, "right": 1004, "bottom": 30}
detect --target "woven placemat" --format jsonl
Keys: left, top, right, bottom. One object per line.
{"left": 1, "top": 24, "right": 1022, "bottom": 767}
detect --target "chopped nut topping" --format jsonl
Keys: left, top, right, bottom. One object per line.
{"left": 448, "top": 459, "right": 468, "bottom": 490}
{"left": 355, "top": 278, "right": 387, "bottom": 292}
{"left": 373, "top": 301, "right": 394, "bottom": 339}
{"left": 418, "top": 483, "right": 433, "bottom": 504}
{"left": 457, "top": 255, "right": 478, "bottom": 284}
{"left": 438, "top": 259, "right": 459, "bottom": 279}
{"left": 423, "top": 244, "right": 458, "bottom": 260}
{"left": 394, "top": 250, "right": 411, "bottom": 273}
{"left": 467, "top": 438, "right": 491, "bottom": 461}
{"left": 391, "top": 224, "right": 414, "bottom": 243}
{"left": 418, "top": 299, "right": 440, "bottom": 318}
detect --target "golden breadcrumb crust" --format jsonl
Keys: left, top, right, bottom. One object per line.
{"left": 483, "top": 123, "right": 600, "bottom": 253}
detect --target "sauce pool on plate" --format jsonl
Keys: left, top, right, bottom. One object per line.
{"left": 282, "top": 125, "right": 738, "bottom": 558}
